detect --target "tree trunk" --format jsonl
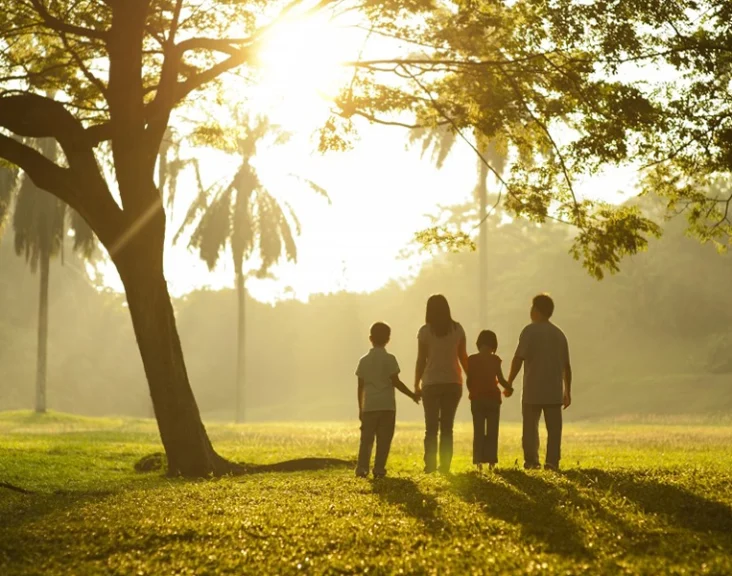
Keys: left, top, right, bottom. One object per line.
{"left": 235, "top": 270, "right": 246, "bottom": 424}
{"left": 35, "top": 244, "right": 49, "bottom": 413}
{"left": 116, "top": 243, "right": 236, "bottom": 477}
{"left": 477, "top": 157, "right": 489, "bottom": 329}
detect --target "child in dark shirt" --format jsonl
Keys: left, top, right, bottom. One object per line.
{"left": 466, "top": 330, "right": 513, "bottom": 471}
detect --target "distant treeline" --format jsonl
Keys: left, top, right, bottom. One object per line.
{"left": 1, "top": 213, "right": 731, "bottom": 421}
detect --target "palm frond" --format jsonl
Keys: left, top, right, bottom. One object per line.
{"left": 0, "top": 160, "right": 19, "bottom": 236}
{"left": 283, "top": 201, "right": 302, "bottom": 236}
{"left": 172, "top": 162, "right": 217, "bottom": 244}
{"left": 256, "top": 193, "right": 283, "bottom": 273}
{"left": 273, "top": 200, "right": 298, "bottom": 264}
{"left": 408, "top": 126, "right": 456, "bottom": 169}
{"left": 231, "top": 180, "right": 255, "bottom": 270}
{"left": 68, "top": 209, "right": 96, "bottom": 260}
{"left": 287, "top": 174, "right": 331, "bottom": 205}
{"left": 188, "top": 186, "right": 234, "bottom": 271}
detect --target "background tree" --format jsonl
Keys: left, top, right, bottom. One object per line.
{"left": 175, "top": 115, "right": 328, "bottom": 423}
{"left": 0, "top": 137, "right": 95, "bottom": 413}
{"left": 409, "top": 127, "right": 507, "bottom": 326}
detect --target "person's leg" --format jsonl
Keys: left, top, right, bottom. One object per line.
{"left": 470, "top": 400, "right": 484, "bottom": 466}
{"left": 522, "top": 403, "right": 542, "bottom": 469}
{"left": 543, "top": 405, "right": 563, "bottom": 469}
{"left": 373, "top": 411, "right": 396, "bottom": 477}
{"left": 422, "top": 386, "right": 440, "bottom": 473}
{"left": 356, "top": 412, "right": 378, "bottom": 476}
{"left": 485, "top": 402, "right": 500, "bottom": 466}
{"left": 438, "top": 384, "right": 462, "bottom": 473}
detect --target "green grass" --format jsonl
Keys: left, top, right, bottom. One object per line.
{"left": 1, "top": 411, "right": 731, "bottom": 575}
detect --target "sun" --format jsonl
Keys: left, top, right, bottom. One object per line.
{"left": 252, "top": 12, "right": 356, "bottom": 127}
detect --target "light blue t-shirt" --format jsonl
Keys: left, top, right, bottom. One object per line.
{"left": 515, "top": 321, "right": 570, "bottom": 405}
{"left": 356, "top": 347, "right": 400, "bottom": 412}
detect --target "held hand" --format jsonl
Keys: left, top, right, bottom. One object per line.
{"left": 412, "top": 393, "right": 421, "bottom": 405}
{"left": 503, "top": 387, "right": 514, "bottom": 398}
{"left": 563, "top": 391, "right": 572, "bottom": 410}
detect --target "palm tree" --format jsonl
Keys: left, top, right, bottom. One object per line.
{"left": 409, "top": 128, "right": 507, "bottom": 327}
{"left": 0, "top": 137, "right": 95, "bottom": 413}
{"left": 175, "top": 116, "right": 328, "bottom": 423}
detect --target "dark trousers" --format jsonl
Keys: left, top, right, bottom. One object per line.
{"left": 357, "top": 410, "right": 396, "bottom": 475}
{"left": 522, "top": 403, "right": 563, "bottom": 468}
{"left": 471, "top": 399, "right": 501, "bottom": 465}
{"left": 422, "top": 383, "right": 462, "bottom": 473}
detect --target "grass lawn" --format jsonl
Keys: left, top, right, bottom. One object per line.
{"left": 1, "top": 411, "right": 731, "bottom": 575}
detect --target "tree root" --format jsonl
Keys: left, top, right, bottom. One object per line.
{"left": 0, "top": 481, "right": 35, "bottom": 494}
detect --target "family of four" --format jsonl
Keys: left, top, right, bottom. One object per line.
{"left": 355, "top": 293, "right": 572, "bottom": 478}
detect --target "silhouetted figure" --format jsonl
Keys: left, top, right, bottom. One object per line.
{"left": 414, "top": 295, "right": 469, "bottom": 474}
{"left": 356, "top": 322, "right": 420, "bottom": 478}
{"left": 466, "top": 330, "right": 514, "bottom": 471}
{"left": 507, "top": 294, "right": 572, "bottom": 470}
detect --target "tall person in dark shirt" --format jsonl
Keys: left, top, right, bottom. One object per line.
{"left": 466, "top": 330, "right": 514, "bottom": 471}
{"left": 507, "top": 294, "right": 572, "bottom": 471}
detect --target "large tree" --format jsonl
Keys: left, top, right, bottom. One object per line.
{"left": 0, "top": 0, "right": 711, "bottom": 476}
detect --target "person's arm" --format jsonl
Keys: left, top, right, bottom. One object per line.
{"left": 357, "top": 377, "right": 364, "bottom": 420}
{"left": 497, "top": 362, "right": 513, "bottom": 398}
{"left": 507, "top": 327, "right": 528, "bottom": 388}
{"left": 507, "top": 356, "right": 523, "bottom": 388}
{"left": 497, "top": 363, "right": 510, "bottom": 389}
{"left": 392, "top": 374, "right": 419, "bottom": 403}
{"left": 563, "top": 341, "right": 572, "bottom": 409}
{"left": 458, "top": 333, "right": 469, "bottom": 375}
{"left": 414, "top": 340, "right": 427, "bottom": 394}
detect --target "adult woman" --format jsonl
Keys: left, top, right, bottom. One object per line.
{"left": 414, "top": 294, "right": 469, "bottom": 473}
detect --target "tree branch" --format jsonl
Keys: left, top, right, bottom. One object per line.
{"left": 0, "top": 93, "right": 122, "bottom": 243}
{"left": 28, "top": 0, "right": 107, "bottom": 40}
{"left": 176, "top": 37, "right": 252, "bottom": 57}
{"left": 0, "top": 134, "right": 78, "bottom": 211}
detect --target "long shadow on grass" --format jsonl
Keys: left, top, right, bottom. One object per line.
{"left": 134, "top": 453, "right": 354, "bottom": 475}
{"left": 565, "top": 469, "right": 732, "bottom": 536}
{"left": 370, "top": 477, "right": 447, "bottom": 535}
{"left": 449, "top": 471, "right": 591, "bottom": 558}
{"left": 239, "top": 457, "right": 354, "bottom": 474}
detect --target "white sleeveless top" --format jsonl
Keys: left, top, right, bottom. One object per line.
{"left": 417, "top": 322, "right": 465, "bottom": 386}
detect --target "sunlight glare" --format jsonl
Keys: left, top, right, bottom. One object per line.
{"left": 253, "top": 13, "right": 354, "bottom": 127}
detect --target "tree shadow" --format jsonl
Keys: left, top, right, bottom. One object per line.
{"left": 564, "top": 468, "right": 732, "bottom": 536}
{"left": 238, "top": 457, "right": 355, "bottom": 474}
{"left": 134, "top": 452, "right": 354, "bottom": 475}
{"left": 370, "top": 477, "right": 447, "bottom": 535}
{"left": 449, "top": 471, "right": 592, "bottom": 558}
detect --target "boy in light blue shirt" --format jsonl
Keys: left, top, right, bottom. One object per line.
{"left": 356, "top": 322, "right": 420, "bottom": 478}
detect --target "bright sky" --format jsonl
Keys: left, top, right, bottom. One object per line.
{"left": 93, "top": 9, "right": 637, "bottom": 304}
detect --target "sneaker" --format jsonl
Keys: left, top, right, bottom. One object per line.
{"left": 523, "top": 462, "right": 541, "bottom": 470}
{"left": 355, "top": 470, "right": 369, "bottom": 478}
{"left": 373, "top": 472, "right": 386, "bottom": 479}
{"left": 544, "top": 463, "right": 559, "bottom": 471}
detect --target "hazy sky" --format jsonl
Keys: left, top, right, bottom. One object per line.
{"left": 94, "top": 10, "right": 637, "bottom": 303}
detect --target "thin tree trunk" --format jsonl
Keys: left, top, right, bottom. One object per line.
{"left": 35, "top": 245, "right": 49, "bottom": 414}
{"left": 117, "top": 244, "right": 236, "bottom": 477}
{"left": 235, "top": 271, "right": 246, "bottom": 424}
{"left": 477, "top": 158, "right": 489, "bottom": 329}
